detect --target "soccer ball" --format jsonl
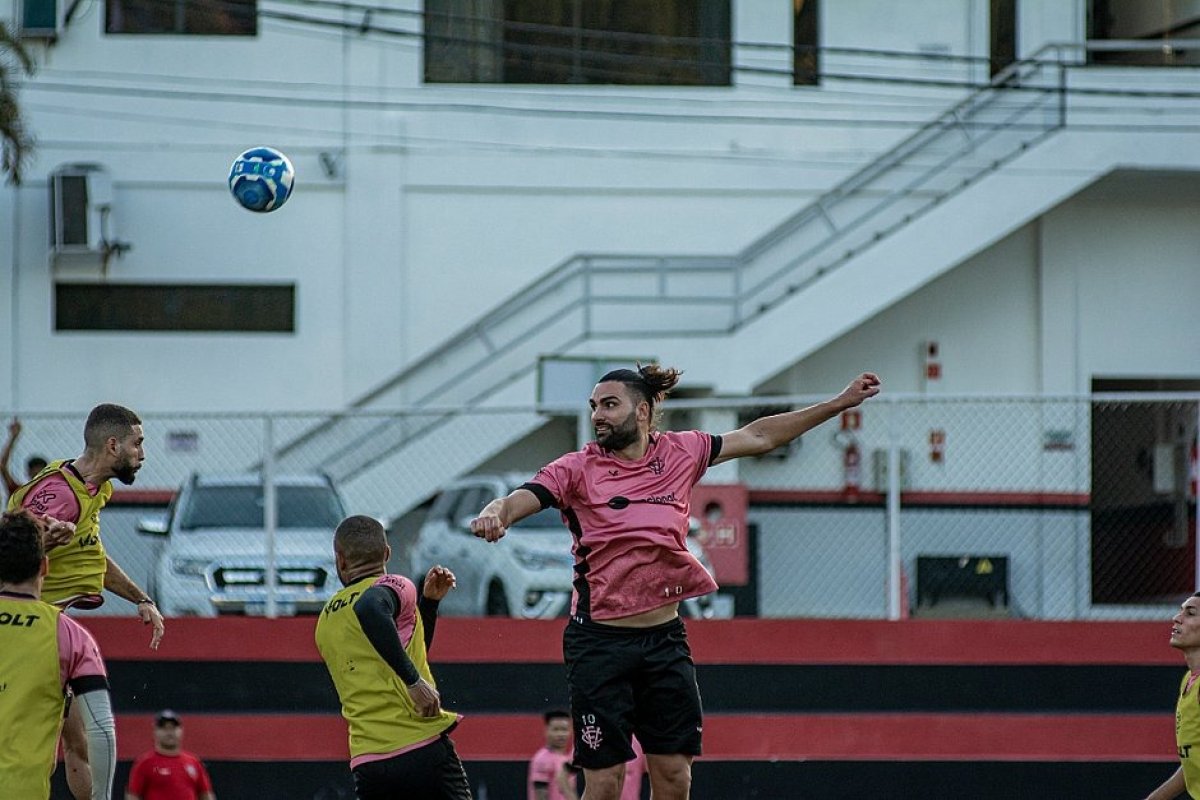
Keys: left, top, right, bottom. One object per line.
{"left": 228, "top": 147, "right": 295, "bottom": 212}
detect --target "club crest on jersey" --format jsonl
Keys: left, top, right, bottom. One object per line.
{"left": 647, "top": 457, "right": 664, "bottom": 475}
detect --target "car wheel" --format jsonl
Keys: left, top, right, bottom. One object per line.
{"left": 486, "top": 581, "right": 510, "bottom": 616}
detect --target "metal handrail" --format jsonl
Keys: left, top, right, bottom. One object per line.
{"left": 279, "top": 42, "right": 1175, "bottom": 476}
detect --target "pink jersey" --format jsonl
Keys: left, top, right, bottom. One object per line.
{"left": 58, "top": 613, "right": 108, "bottom": 686}
{"left": 20, "top": 472, "right": 86, "bottom": 524}
{"left": 374, "top": 573, "right": 419, "bottom": 647}
{"left": 621, "top": 737, "right": 646, "bottom": 800}
{"left": 528, "top": 746, "right": 573, "bottom": 800}
{"left": 528, "top": 430, "right": 720, "bottom": 621}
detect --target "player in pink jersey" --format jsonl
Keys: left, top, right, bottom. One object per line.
{"left": 0, "top": 509, "right": 117, "bottom": 800}
{"left": 528, "top": 709, "right": 579, "bottom": 800}
{"left": 473, "top": 364, "right": 881, "bottom": 800}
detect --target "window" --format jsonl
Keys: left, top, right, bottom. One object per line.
{"left": 1089, "top": 0, "right": 1200, "bottom": 66}
{"left": 106, "top": 0, "right": 257, "bottom": 35}
{"left": 55, "top": 283, "right": 294, "bottom": 332}
{"left": 425, "top": 0, "right": 731, "bottom": 85}
{"left": 181, "top": 485, "right": 346, "bottom": 530}
{"left": 793, "top": 0, "right": 819, "bottom": 86}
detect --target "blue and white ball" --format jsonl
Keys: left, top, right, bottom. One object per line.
{"left": 228, "top": 147, "right": 295, "bottom": 212}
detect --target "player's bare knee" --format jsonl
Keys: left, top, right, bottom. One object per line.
{"left": 582, "top": 764, "right": 625, "bottom": 799}
{"left": 647, "top": 754, "right": 692, "bottom": 796}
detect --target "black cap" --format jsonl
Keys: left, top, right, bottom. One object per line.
{"left": 155, "top": 709, "right": 182, "bottom": 727}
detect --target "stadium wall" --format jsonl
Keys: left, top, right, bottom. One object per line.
{"left": 57, "top": 616, "right": 1182, "bottom": 800}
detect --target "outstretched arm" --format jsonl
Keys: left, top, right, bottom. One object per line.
{"left": 470, "top": 487, "right": 543, "bottom": 543}
{"left": 714, "top": 373, "right": 881, "bottom": 465}
{"left": 1142, "top": 765, "right": 1186, "bottom": 800}
{"left": 103, "top": 555, "right": 165, "bottom": 649}
{"left": 0, "top": 418, "right": 21, "bottom": 494}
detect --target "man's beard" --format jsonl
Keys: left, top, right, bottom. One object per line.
{"left": 596, "top": 410, "right": 639, "bottom": 451}
{"left": 113, "top": 459, "right": 139, "bottom": 485}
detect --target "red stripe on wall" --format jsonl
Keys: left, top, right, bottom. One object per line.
{"left": 87, "top": 618, "right": 1179, "bottom": 666}
{"left": 748, "top": 489, "right": 1090, "bottom": 507}
{"left": 109, "top": 489, "right": 176, "bottom": 505}
{"left": 111, "top": 712, "right": 1175, "bottom": 763}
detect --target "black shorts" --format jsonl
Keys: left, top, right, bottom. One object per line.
{"left": 351, "top": 734, "right": 472, "bottom": 800}
{"left": 563, "top": 617, "right": 703, "bottom": 770}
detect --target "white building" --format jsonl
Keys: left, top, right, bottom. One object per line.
{"left": 1, "top": 1, "right": 1197, "bottom": 617}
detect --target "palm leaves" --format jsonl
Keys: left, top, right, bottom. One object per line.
{"left": 0, "top": 21, "right": 34, "bottom": 184}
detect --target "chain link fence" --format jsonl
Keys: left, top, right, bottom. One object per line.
{"left": 4, "top": 394, "right": 1195, "bottom": 621}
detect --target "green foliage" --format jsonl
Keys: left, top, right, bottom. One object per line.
{"left": 0, "top": 21, "right": 35, "bottom": 185}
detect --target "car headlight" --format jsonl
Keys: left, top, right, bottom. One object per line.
{"left": 513, "top": 548, "right": 571, "bottom": 571}
{"left": 170, "top": 558, "right": 210, "bottom": 577}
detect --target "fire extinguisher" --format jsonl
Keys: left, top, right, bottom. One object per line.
{"left": 843, "top": 440, "right": 862, "bottom": 501}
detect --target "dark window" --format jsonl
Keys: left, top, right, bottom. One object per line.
{"left": 1089, "top": 0, "right": 1200, "bottom": 66}
{"left": 989, "top": 0, "right": 1017, "bottom": 77}
{"left": 793, "top": 0, "right": 819, "bottom": 86}
{"left": 106, "top": 0, "right": 257, "bottom": 35}
{"left": 1090, "top": 377, "right": 1200, "bottom": 604}
{"left": 55, "top": 283, "right": 294, "bottom": 332}
{"left": 425, "top": 0, "right": 731, "bottom": 85}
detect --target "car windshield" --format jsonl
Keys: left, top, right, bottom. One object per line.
{"left": 179, "top": 485, "right": 345, "bottom": 530}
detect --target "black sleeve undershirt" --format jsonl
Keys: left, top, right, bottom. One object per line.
{"left": 353, "top": 585, "right": 421, "bottom": 686}
{"left": 520, "top": 481, "right": 557, "bottom": 510}
{"left": 68, "top": 674, "right": 110, "bottom": 696}
{"left": 708, "top": 434, "right": 723, "bottom": 466}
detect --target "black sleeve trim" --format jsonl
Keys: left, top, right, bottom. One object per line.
{"left": 354, "top": 585, "right": 421, "bottom": 685}
{"left": 417, "top": 595, "right": 440, "bottom": 650}
{"left": 69, "top": 674, "right": 110, "bottom": 696}
{"left": 708, "top": 434, "right": 723, "bottom": 466}
{"left": 520, "top": 482, "right": 558, "bottom": 510}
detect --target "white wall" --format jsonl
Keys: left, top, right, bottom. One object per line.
{"left": 7, "top": 0, "right": 1192, "bottom": 419}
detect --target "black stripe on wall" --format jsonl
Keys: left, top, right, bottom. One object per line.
{"left": 105, "top": 661, "right": 1182, "bottom": 714}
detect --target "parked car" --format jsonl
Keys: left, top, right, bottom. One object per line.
{"left": 409, "top": 473, "right": 730, "bottom": 619}
{"left": 140, "top": 473, "right": 347, "bottom": 616}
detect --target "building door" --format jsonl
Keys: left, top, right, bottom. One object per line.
{"left": 1092, "top": 378, "right": 1199, "bottom": 604}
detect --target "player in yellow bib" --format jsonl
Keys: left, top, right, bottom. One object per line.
{"left": 1144, "top": 592, "right": 1200, "bottom": 800}
{"left": 0, "top": 509, "right": 116, "bottom": 800}
{"left": 315, "top": 514, "right": 472, "bottom": 799}
{"left": 7, "top": 403, "right": 164, "bottom": 800}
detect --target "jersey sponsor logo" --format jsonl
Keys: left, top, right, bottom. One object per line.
{"left": 606, "top": 493, "right": 676, "bottom": 510}
{"left": 25, "top": 485, "right": 61, "bottom": 514}
{"left": 323, "top": 591, "right": 361, "bottom": 615}
{"left": 0, "top": 611, "right": 41, "bottom": 627}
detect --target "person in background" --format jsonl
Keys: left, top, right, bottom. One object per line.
{"left": 1142, "top": 591, "right": 1200, "bottom": 800}
{"left": 529, "top": 709, "right": 579, "bottom": 800}
{"left": 1, "top": 416, "right": 47, "bottom": 496}
{"left": 125, "top": 710, "right": 215, "bottom": 800}
{"left": 0, "top": 508, "right": 116, "bottom": 799}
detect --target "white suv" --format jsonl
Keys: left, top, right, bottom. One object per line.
{"left": 143, "top": 473, "right": 347, "bottom": 616}
{"left": 410, "top": 473, "right": 728, "bottom": 619}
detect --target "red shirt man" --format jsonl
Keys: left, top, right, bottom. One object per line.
{"left": 125, "top": 710, "right": 216, "bottom": 800}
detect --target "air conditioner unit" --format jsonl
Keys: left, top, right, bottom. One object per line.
{"left": 49, "top": 163, "right": 114, "bottom": 256}
{"left": 20, "top": 0, "right": 67, "bottom": 39}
